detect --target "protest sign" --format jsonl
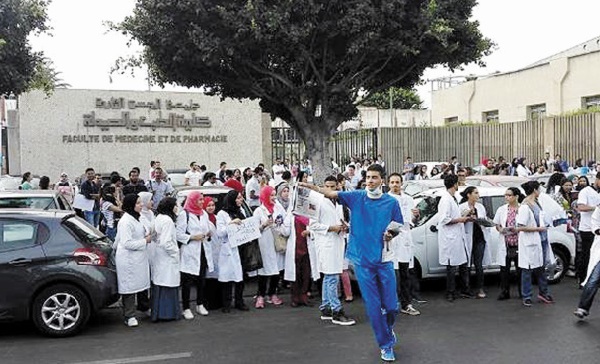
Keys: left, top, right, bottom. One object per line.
{"left": 227, "top": 216, "right": 262, "bottom": 247}
{"left": 292, "top": 186, "right": 323, "bottom": 219}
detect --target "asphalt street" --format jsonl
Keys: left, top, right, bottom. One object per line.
{"left": 2, "top": 277, "right": 600, "bottom": 364}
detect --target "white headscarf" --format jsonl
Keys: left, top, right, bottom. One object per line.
{"left": 138, "top": 191, "right": 155, "bottom": 222}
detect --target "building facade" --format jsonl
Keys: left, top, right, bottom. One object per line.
{"left": 10, "top": 89, "right": 270, "bottom": 179}
{"left": 432, "top": 36, "right": 600, "bottom": 126}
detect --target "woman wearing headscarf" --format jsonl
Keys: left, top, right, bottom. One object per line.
{"left": 100, "top": 184, "right": 122, "bottom": 241}
{"left": 552, "top": 177, "right": 574, "bottom": 211}
{"left": 204, "top": 197, "right": 221, "bottom": 281}
{"left": 217, "top": 190, "right": 249, "bottom": 312}
{"left": 151, "top": 197, "right": 181, "bottom": 322}
{"left": 274, "top": 183, "right": 291, "bottom": 290}
{"left": 177, "top": 191, "right": 214, "bottom": 320}
{"left": 114, "top": 193, "right": 152, "bottom": 327}
{"left": 516, "top": 158, "right": 532, "bottom": 177}
{"left": 138, "top": 191, "right": 156, "bottom": 271}
{"left": 254, "top": 186, "right": 284, "bottom": 308}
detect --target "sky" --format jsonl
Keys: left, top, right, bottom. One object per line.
{"left": 29, "top": 0, "right": 600, "bottom": 108}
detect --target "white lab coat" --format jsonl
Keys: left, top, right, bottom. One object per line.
{"left": 437, "top": 190, "right": 468, "bottom": 266}
{"left": 516, "top": 204, "right": 544, "bottom": 269}
{"left": 583, "top": 207, "right": 600, "bottom": 285}
{"left": 205, "top": 216, "right": 221, "bottom": 279}
{"left": 459, "top": 202, "right": 492, "bottom": 266}
{"left": 493, "top": 204, "right": 519, "bottom": 266}
{"left": 151, "top": 214, "right": 180, "bottom": 287}
{"left": 389, "top": 192, "right": 414, "bottom": 267}
{"left": 115, "top": 213, "right": 151, "bottom": 294}
{"left": 283, "top": 213, "right": 320, "bottom": 282}
{"left": 516, "top": 164, "right": 531, "bottom": 177}
{"left": 309, "top": 198, "right": 346, "bottom": 274}
{"left": 177, "top": 210, "right": 215, "bottom": 275}
{"left": 254, "top": 204, "right": 285, "bottom": 276}
{"left": 215, "top": 210, "right": 243, "bottom": 283}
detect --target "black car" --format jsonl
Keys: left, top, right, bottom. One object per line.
{"left": 0, "top": 209, "right": 118, "bottom": 337}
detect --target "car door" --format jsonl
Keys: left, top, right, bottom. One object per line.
{"left": 0, "top": 219, "right": 48, "bottom": 321}
{"left": 480, "top": 195, "right": 503, "bottom": 269}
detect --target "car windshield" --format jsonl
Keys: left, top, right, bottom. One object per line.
{"left": 0, "top": 197, "right": 56, "bottom": 209}
{"left": 62, "top": 216, "right": 111, "bottom": 246}
{"left": 414, "top": 196, "right": 440, "bottom": 227}
{"left": 168, "top": 173, "right": 186, "bottom": 187}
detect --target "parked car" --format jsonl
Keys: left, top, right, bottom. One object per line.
{"left": 411, "top": 186, "right": 575, "bottom": 284}
{"left": 0, "top": 175, "right": 41, "bottom": 191}
{"left": 174, "top": 186, "right": 253, "bottom": 217}
{"left": 465, "top": 175, "right": 529, "bottom": 188}
{"left": 403, "top": 179, "right": 445, "bottom": 196}
{"left": 0, "top": 190, "right": 73, "bottom": 210}
{"left": 166, "top": 168, "right": 189, "bottom": 188}
{"left": 0, "top": 210, "right": 118, "bottom": 337}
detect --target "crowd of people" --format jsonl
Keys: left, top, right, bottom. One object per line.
{"left": 13, "top": 152, "right": 600, "bottom": 362}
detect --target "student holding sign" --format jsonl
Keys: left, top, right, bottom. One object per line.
{"left": 299, "top": 164, "right": 403, "bottom": 363}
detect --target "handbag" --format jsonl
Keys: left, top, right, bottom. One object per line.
{"left": 239, "top": 239, "right": 263, "bottom": 272}
{"left": 272, "top": 229, "right": 288, "bottom": 253}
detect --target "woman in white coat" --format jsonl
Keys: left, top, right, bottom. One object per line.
{"left": 177, "top": 191, "right": 214, "bottom": 320}
{"left": 216, "top": 190, "right": 249, "bottom": 312}
{"left": 459, "top": 187, "right": 492, "bottom": 299}
{"left": 493, "top": 187, "right": 523, "bottom": 300}
{"left": 150, "top": 197, "right": 181, "bottom": 322}
{"left": 114, "top": 193, "right": 152, "bottom": 327}
{"left": 437, "top": 175, "right": 472, "bottom": 301}
{"left": 203, "top": 197, "right": 221, "bottom": 280}
{"left": 516, "top": 181, "right": 553, "bottom": 307}
{"left": 138, "top": 192, "right": 155, "bottom": 269}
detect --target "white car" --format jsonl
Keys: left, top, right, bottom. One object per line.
{"left": 410, "top": 186, "right": 575, "bottom": 284}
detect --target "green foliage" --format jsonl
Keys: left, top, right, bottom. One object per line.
{"left": 25, "top": 57, "right": 70, "bottom": 97}
{"left": 361, "top": 87, "right": 423, "bottom": 109}
{"left": 560, "top": 107, "right": 600, "bottom": 117}
{"left": 0, "top": 0, "right": 52, "bottom": 95}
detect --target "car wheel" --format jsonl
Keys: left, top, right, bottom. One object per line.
{"left": 32, "top": 284, "right": 91, "bottom": 337}
{"left": 548, "top": 246, "right": 567, "bottom": 285}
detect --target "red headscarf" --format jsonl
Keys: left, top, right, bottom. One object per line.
{"left": 224, "top": 179, "right": 244, "bottom": 193}
{"left": 203, "top": 196, "right": 217, "bottom": 226}
{"left": 183, "top": 191, "right": 204, "bottom": 216}
{"left": 259, "top": 186, "right": 275, "bottom": 214}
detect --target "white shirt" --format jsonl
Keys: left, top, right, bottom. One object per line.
{"left": 578, "top": 186, "right": 600, "bottom": 232}
{"left": 245, "top": 176, "right": 261, "bottom": 207}
{"left": 272, "top": 164, "right": 286, "bottom": 184}
{"left": 184, "top": 170, "right": 202, "bottom": 186}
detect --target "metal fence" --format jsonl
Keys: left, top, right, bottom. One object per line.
{"left": 271, "top": 113, "right": 600, "bottom": 173}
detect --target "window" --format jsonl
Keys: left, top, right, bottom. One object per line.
{"left": 582, "top": 95, "right": 600, "bottom": 109}
{"left": 527, "top": 104, "right": 546, "bottom": 120}
{"left": 0, "top": 221, "right": 38, "bottom": 251}
{"left": 445, "top": 116, "right": 458, "bottom": 124}
{"left": 482, "top": 110, "right": 499, "bottom": 123}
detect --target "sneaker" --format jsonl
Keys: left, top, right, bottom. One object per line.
{"left": 400, "top": 304, "right": 421, "bottom": 316}
{"left": 476, "top": 290, "right": 487, "bottom": 299}
{"left": 380, "top": 348, "right": 396, "bottom": 362}
{"left": 332, "top": 310, "right": 356, "bottom": 326}
{"left": 182, "top": 309, "right": 194, "bottom": 320}
{"left": 412, "top": 297, "right": 428, "bottom": 305}
{"left": 522, "top": 299, "right": 532, "bottom": 307}
{"left": 125, "top": 317, "right": 138, "bottom": 327}
{"left": 538, "top": 294, "right": 555, "bottom": 304}
{"left": 574, "top": 308, "right": 589, "bottom": 319}
{"left": 445, "top": 293, "right": 455, "bottom": 303}
{"left": 320, "top": 307, "right": 333, "bottom": 321}
{"left": 269, "top": 294, "right": 284, "bottom": 306}
{"left": 196, "top": 304, "right": 209, "bottom": 316}
{"left": 460, "top": 290, "right": 475, "bottom": 299}
{"left": 497, "top": 291, "right": 510, "bottom": 301}
{"left": 345, "top": 296, "right": 354, "bottom": 303}
{"left": 255, "top": 296, "right": 265, "bottom": 309}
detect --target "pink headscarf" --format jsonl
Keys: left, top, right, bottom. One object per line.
{"left": 259, "top": 186, "right": 275, "bottom": 214}
{"left": 203, "top": 196, "right": 217, "bottom": 226}
{"left": 183, "top": 191, "right": 204, "bottom": 216}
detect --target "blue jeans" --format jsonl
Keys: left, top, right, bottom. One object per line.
{"left": 105, "top": 226, "right": 117, "bottom": 241}
{"left": 320, "top": 274, "right": 342, "bottom": 313}
{"left": 578, "top": 261, "right": 600, "bottom": 311}
{"left": 84, "top": 210, "right": 100, "bottom": 228}
{"left": 354, "top": 262, "right": 398, "bottom": 350}
{"left": 521, "top": 267, "right": 548, "bottom": 300}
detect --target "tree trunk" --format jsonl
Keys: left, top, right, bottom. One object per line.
{"left": 303, "top": 127, "right": 332, "bottom": 184}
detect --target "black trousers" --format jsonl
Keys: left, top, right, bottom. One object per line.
{"left": 258, "top": 275, "right": 280, "bottom": 297}
{"left": 471, "top": 239, "right": 486, "bottom": 290}
{"left": 222, "top": 281, "right": 245, "bottom": 308}
{"left": 446, "top": 263, "right": 470, "bottom": 296}
{"left": 122, "top": 290, "right": 150, "bottom": 319}
{"left": 181, "top": 249, "right": 208, "bottom": 310}
{"left": 578, "top": 231, "right": 594, "bottom": 282}
{"left": 395, "top": 263, "right": 411, "bottom": 309}
{"left": 499, "top": 248, "right": 521, "bottom": 296}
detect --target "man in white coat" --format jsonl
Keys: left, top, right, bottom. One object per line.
{"left": 310, "top": 175, "right": 356, "bottom": 326}
{"left": 438, "top": 174, "right": 474, "bottom": 302}
{"left": 387, "top": 173, "right": 420, "bottom": 316}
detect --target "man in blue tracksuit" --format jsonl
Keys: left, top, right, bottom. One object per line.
{"left": 300, "top": 164, "right": 403, "bottom": 362}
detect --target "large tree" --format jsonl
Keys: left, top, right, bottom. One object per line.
{"left": 114, "top": 0, "right": 492, "bottom": 179}
{"left": 0, "top": 0, "right": 51, "bottom": 96}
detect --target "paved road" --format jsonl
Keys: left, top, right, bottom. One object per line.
{"left": 1, "top": 277, "right": 598, "bottom": 364}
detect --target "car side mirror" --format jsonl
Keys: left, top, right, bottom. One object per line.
{"left": 429, "top": 225, "right": 438, "bottom": 233}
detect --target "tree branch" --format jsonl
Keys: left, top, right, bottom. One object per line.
{"left": 354, "top": 63, "right": 418, "bottom": 107}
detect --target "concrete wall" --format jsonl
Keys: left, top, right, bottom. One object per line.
{"left": 16, "top": 89, "right": 265, "bottom": 179}
{"left": 431, "top": 50, "right": 600, "bottom": 126}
